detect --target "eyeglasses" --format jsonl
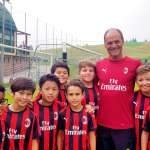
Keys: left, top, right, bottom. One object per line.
{"left": 0, "top": 99, "right": 8, "bottom": 105}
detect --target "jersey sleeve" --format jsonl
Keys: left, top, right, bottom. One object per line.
{"left": 143, "top": 110, "right": 150, "bottom": 132}
{"left": 88, "top": 112, "right": 97, "bottom": 132}
{"left": 32, "top": 115, "right": 40, "bottom": 139}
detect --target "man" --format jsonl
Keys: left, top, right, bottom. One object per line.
{"left": 96, "top": 28, "right": 141, "bottom": 150}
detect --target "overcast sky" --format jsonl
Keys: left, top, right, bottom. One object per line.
{"left": 3, "top": 0, "right": 150, "bottom": 45}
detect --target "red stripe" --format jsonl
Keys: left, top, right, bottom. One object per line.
{"left": 52, "top": 102, "right": 58, "bottom": 150}
{"left": 65, "top": 107, "right": 70, "bottom": 150}
{"left": 9, "top": 112, "right": 18, "bottom": 150}
{"left": 82, "top": 109, "right": 87, "bottom": 150}
{"left": 44, "top": 107, "right": 50, "bottom": 150}
{"left": 73, "top": 113, "right": 79, "bottom": 150}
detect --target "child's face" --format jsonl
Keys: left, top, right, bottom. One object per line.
{"left": 13, "top": 90, "right": 33, "bottom": 108}
{"left": 41, "top": 80, "right": 59, "bottom": 104}
{"left": 54, "top": 67, "right": 69, "bottom": 85}
{"left": 0, "top": 92, "right": 5, "bottom": 100}
{"left": 136, "top": 72, "right": 150, "bottom": 95}
{"left": 79, "top": 66, "right": 95, "bottom": 83}
{"left": 66, "top": 86, "right": 83, "bottom": 108}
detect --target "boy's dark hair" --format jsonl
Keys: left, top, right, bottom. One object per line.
{"left": 39, "top": 74, "right": 60, "bottom": 89}
{"left": 136, "top": 63, "right": 150, "bottom": 75}
{"left": 11, "top": 77, "right": 35, "bottom": 94}
{"left": 78, "top": 60, "right": 96, "bottom": 73}
{"left": 65, "top": 79, "right": 85, "bottom": 93}
{"left": 0, "top": 85, "right": 5, "bottom": 93}
{"left": 51, "top": 61, "right": 70, "bottom": 75}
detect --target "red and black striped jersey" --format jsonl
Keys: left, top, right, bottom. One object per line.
{"left": 0, "top": 117, "right": 5, "bottom": 150}
{"left": 143, "top": 107, "right": 150, "bottom": 150}
{"left": 133, "top": 91, "right": 150, "bottom": 150}
{"left": 58, "top": 106, "right": 97, "bottom": 150}
{"left": 33, "top": 99, "right": 64, "bottom": 150}
{"left": 2, "top": 107, "right": 39, "bottom": 150}
{"left": 83, "top": 84, "right": 100, "bottom": 109}
{"left": 58, "top": 89, "right": 67, "bottom": 106}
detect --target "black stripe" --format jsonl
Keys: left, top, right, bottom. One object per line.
{"left": 70, "top": 111, "right": 73, "bottom": 150}
{"left": 84, "top": 87, "right": 90, "bottom": 104}
{"left": 24, "top": 111, "right": 33, "bottom": 149}
{"left": 93, "top": 86, "right": 98, "bottom": 105}
{"left": 15, "top": 111, "right": 23, "bottom": 150}
{"left": 78, "top": 111, "right": 82, "bottom": 150}
{"left": 39, "top": 105, "right": 44, "bottom": 150}
{"left": 3, "top": 110, "right": 12, "bottom": 150}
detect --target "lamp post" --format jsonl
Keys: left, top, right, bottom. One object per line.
{"left": 0, "top": 0, "right": 10, "bottom": 83}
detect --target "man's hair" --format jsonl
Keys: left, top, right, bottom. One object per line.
{"left": 51, "top": 61, "right": 70, "bottom": 75}
{"left": 39, "top": 74, "right": 60, "bottom": 89}
{"left": 136, "top": 63, "right": 150, "bottom": 75}
{"left": 0, "top": 85, "right": 5, "bottom": 93}
{"left": 78, "top": 60, "right": 96, "bottom": 73}
{"left": 10, "top": 77, "right": 35, "bottom": 94}
{"left": 104, "top": 28, "right": 124, "bottom": 43}
{"left": 65, "top": 79, "right": 85, "bottom": 93}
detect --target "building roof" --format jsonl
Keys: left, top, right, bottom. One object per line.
{"left": 0, "top": 2, "right": 17, "bottom": 31}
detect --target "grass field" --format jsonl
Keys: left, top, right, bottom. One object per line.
{"left": 4, "top": 41, "right": 150, "bottom": 104}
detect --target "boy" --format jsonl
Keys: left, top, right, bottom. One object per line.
{"left": 141, "top": 107, "right": 150, "bottom": 150}
{"left": 51, "top": 61, "right": 70, "bottom": 106}
{"left": 33, "top": 74, "right": 65, "bottom": 150}
{"left": 133, "top": 63, "right": 150, "bottom": 150}
{"left": 57, "top": 79, "right": 97, "bottom": 150}
{"left": 79, "top": 60, "right": 99, "bottom": 113}
{"left": 2, "top": 77, "right": 39, "bottom": 150}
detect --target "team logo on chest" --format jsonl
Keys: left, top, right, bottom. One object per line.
{"left": 54, "top": 112, "right": 58, "bottom": 120}
{"left": 24, "top": 118, "right": 31, "bottom": 128}
{"left": 101, "top": 68, "right": 107, "bottom": 74}
{"left": 123, "top": 67, "right": 128, "bottom": 74}
{"left": 82, "top": 116, "right": 87, "bottom": 125}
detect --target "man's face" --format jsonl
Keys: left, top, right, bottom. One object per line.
{"left": 104, "top": 30, "right": 124, "bottom": 60}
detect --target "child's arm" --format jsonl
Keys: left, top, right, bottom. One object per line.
{"left": 32, "top": 139, "right": 39, "bottom": 150}
{"left": 57, "top": 130, "right": 64, "bottom": 150}
{"left": 141, "top": 130, "right": 149, "bottom": 150}
{"left": 89, "top": 131, "right": 96, "bottom": 150}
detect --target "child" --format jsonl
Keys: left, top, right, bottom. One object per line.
{"left": 133, "top": 63, "right": 150, "bottom": 150}
{"left": 2, "top": 77, "right": 39, "bottom": 150}
{"left": 141, "top": 107, "right": 150, "bottom": 150}
{"left": 58, "top": 79, "right": 97, "bottom": 150}
{"left": 33, "top": 74, "right": 65, "bottom": 150}
{"left": 0, "top": 85, "right": 5, "bottom": 102}
{"left": 79, "top": 60, "right": 99, "bottom": 113}
{"left": 0, "top": 85, "right": 7, "bottom": 115}
{"left": 51, "top": 61, "right": 70, "bottom": 106}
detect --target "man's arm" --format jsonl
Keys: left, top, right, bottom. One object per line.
{"left": 89, "top": 131, "right": 96, "bottom": 150}
{"left": 141, "top": 130, "right": 149, "bottom": 150}
{"left": 32, "top": 139, "right": 38, "bottom": 150}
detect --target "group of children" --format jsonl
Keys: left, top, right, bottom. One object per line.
{"left": 0, "top": 60, "right": 150, "bottom": 150}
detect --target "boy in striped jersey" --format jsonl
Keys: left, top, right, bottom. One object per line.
{"left": 141, "top": 107, "right": 150, "bottom": 150}
{"left": 133, "top": 63, "right": 150, "bottom": 150}
{"left": 2, "top": 77, "right": 39, "bottom": 150}
{"left": 79, "top": 60, "right": 100, "bottom": 114}
{"left": 51, "top": 61, "right": 70, "bottom": 106}
{"left": 33, "top": 74, "right": 65, "bottom": 150}
{"left": 58, "top": 79, "right": 97, "bottom": 150}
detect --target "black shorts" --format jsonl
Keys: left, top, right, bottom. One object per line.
{"left": 96, "top": 125, "right": 136, "bottom": 150}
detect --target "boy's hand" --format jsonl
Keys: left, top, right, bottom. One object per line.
{"left": 85, "top": 104, "right": 94, "bottom": 113}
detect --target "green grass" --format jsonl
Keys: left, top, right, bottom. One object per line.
{"left": 4, "top": 42, "right": 150, "bottom": 104}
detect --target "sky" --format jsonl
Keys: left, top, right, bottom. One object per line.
{"left": 2, "top": 0, "right": 150, "bottom": 45}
